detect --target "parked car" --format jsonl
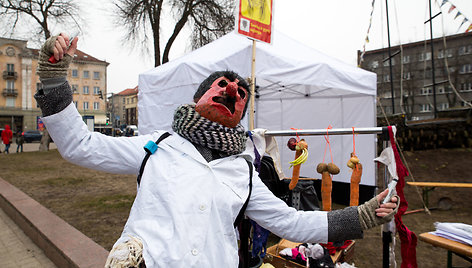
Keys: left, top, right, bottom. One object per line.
{"left": 125, "top": 125, "right": 139, "bottom": 136}
{"left": 23, "top": 130, "right": 42, "bottom": 143}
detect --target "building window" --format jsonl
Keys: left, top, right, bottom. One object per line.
{"left": 83, "top": 86, "right": 89, "bottom": 94}
{"left": 93, "top": 86, "right": 100, "bottom": 95}
{"left": 420, "top": 87, "right": 433, "bottom": 95}
{"left": 6, "top": 63, "right": 14, "bottom": 72}
{"left": 458, "top": 45, "right": 472, "bottom": 55}
{"left": 123, "top": 98, "right": 125, "bottom": 104}
{"left": 383, "top": 74, "right": 390, "bottom": 82}
{"left": 438, "top": 103, "right": 449, "bottom": 111}
{"left": 83, "top": 70, "right": 89, "bottom": 78}
{"left": 383, "top": 58, "right": 395, "bottom": 66}
{"left": 438, "top": 49, "right": 444, "bottom": 59}
{"left": 6, "top": 80, "right": 14, "bottom": 89}
{"left": 402, "top": 55, "right": 410, "bottom": 64}
{"left": 419, "top": 52, "right": 431, "bottom": 61}
{"left": 93, "top": 72, "right": 100, "bottom": 79}
{"left": 93, "top": 102, "right": 100, "bottom": 110}
{"left": 420, "top": 104, "right": 432, "bottom": 112}
{"left": 460, "top": 82, "right": 472, "bottom": 92}
{"left": 83, "top": 102, "right": 89, "bottom": 110}
{"left": 127, "top": 98, "right": 130, "bottom": 104}
{"left": 72, "top": 69, "right": 78, "bottom": 77}
{"left": 71, "top": 84, "right": 79, "bottom": 93}
{"left": 402, "top": 72, "right": 411, "bottom": 80}
{"left": 370, "top": 61, "right": 379, "bottom": 69}
{"left": 459, "top": 64, "right": 472, "bottom": 74}
{"left": 6, "top": 97, "right": 15, "bottom": 107}
{"left": 74, "top": 101, "right": 78, "bottom": 108}
{"left": 446, "top": 49, "right": 453, "bottom": 57}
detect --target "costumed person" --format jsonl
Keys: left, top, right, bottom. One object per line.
{"left": 34, "top": 33, "right": 399, "bottom": 268}
{"left": 1, "top": 124, "right": 13, "bottom": 154}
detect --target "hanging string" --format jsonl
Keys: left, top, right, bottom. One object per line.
{"left": 352, "top": 127, "right": 361, "bottom": 172}
{"left": 290, "top": 127, "right": 301, "bottom": 143}
{"left": 323, "top": 125, "right": 333, "bottom": 164}
{"left": 351, "top": 127, "right": 357, "bottom": 156}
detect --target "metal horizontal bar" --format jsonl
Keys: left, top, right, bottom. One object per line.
{"left": 264, "top": 126, "right": 390, "bottom": 136}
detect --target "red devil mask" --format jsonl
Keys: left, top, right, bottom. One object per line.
{"left": 195, "top": 76, "right": 248, "bottom": 128}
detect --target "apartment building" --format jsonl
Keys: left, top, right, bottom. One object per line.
{"left": 0, "top": 36, "right": 109, "bottom": 133}
{"left": 119, "top": 86, "right": 138, "bottom": 126}
{"left": 359, "top": 31, "right": 472, "bottom": 121}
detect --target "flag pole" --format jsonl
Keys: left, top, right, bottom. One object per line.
{"left": 249, "top": 39, "right": 256, "bottom": 130}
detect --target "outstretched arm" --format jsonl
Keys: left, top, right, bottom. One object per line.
{"left": 34, "top": 33, "right": 153, "bottom": 175}
{"left": 246, "top": 172, "right": 399, "bottom": 243}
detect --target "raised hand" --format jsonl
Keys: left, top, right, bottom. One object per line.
{"left": 37, "top": 33, "right": 78, "bottom": 79}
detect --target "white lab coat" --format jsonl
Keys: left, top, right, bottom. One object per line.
{"left": 42, "top": 103, "right": 329, "bottom": 268}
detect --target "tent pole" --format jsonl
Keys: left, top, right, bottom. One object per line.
{"left": 249, "top": 39, "right": 256, "bottom": 130}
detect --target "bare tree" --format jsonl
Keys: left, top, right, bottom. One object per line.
{"left": 113, "top": 0, "right": 235, "bottom": 67}
{"left": 0, "top": 0, "right": 82, "bottom": 43}
{"left": 0, "top": 0, "right": 82, "bottom": 150}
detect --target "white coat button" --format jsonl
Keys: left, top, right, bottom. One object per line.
{"left": 199, "top": 204, "right": 206, "bottom": 211}
{"left": 192, "top": 249, "right": 199, "bottom": 256}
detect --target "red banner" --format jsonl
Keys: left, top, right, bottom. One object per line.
{"left": 237, "top": 0, "right": 273, "bottom": 44}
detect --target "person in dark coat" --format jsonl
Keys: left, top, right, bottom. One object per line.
{"left": 16, "top": 131, "right": 24, "bottom": 153}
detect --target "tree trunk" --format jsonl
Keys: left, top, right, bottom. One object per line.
{"left": 39, "top": 128, "right": 50, "bottom": 151}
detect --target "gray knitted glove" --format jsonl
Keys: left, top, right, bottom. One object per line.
{"left": 358, "top": 194, "right": 399, "bottom": 230}
{"left": 36, "top": 35, "right": 73, "bottom": 79}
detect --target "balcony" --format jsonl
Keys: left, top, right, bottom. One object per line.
{"left": 2, "top": 71, "right": 18, "bottom": 80}
{"left": 2, "top": 89, "right": 18, "bottom": 97}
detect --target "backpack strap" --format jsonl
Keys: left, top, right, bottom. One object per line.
{"left": 137, "top": 132, "right": 171, "bottom": 186}
{"left": 235, "top": 159, "right": 254, "bottom": 268}
{"left": 234, "top": 159, "right": 253, "bottom": 227}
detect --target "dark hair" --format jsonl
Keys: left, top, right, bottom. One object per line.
{"left": 193, "top": 70, "right": 251, "bottom": 116}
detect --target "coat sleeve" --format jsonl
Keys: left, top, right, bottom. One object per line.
{"left": 244, "top": 173, "right": 329, "bottom": 243}
{"left": 42, "top": 102, "right": 163, "bottom": 175}
{"left": 245, "top": 168, "right": 364, "bottom": 243}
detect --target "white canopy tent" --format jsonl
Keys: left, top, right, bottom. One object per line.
{"left": 138, "top": 31, "right": 378, "bottom": 186}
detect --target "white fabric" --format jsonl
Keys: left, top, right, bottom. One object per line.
{"left": 138, "top": 31, "right": 377, "bottom": 185}
{"left": 42, "top": 103, "right": 329, "bottom": 268}
{"left": 374, "top": 147, "right": 398, "bottom": 180}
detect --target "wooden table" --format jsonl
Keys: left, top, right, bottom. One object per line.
{"left": 407, "top": 182, "right": 472, "bottom": 207}
{"left": 419, "top": 232, "right": 472, "bottom": 268}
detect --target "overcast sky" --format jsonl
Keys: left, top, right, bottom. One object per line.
{"left": 74, "top": 0, "right": 472, "bottom": 94}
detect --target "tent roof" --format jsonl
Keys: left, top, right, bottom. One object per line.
{"left": 140, "top": 31, "right": 376, "bottom": 98}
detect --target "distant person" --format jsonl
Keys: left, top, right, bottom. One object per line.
{"left": 1, "top": 124, "right": 13, "bottom": 154}
{"left": 16, "top": 131, "right": 24, "bottom": 153}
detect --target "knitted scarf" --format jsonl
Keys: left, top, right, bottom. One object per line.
{"left": 172, "top": 104, "right": 247, "bottom": 155}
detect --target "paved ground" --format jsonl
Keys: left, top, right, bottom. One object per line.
{"left": 1, "top": 142, "right": 57, "bottom": 154}
{"left": 0, "top": 142, "right": 58, "bottom": 267}
{"left": 0, "top": 208, "right": 56, "bottom": 268}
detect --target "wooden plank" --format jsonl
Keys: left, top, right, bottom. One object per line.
{"left": 407, "top": 182, "right": 472, "bottom": 188}
{"left": 419, "top": 233, "right": 472, "bottom": 257}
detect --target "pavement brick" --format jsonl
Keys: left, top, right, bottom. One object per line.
{"left": 0, "top": 207, "right": 56, "bottom": 268}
